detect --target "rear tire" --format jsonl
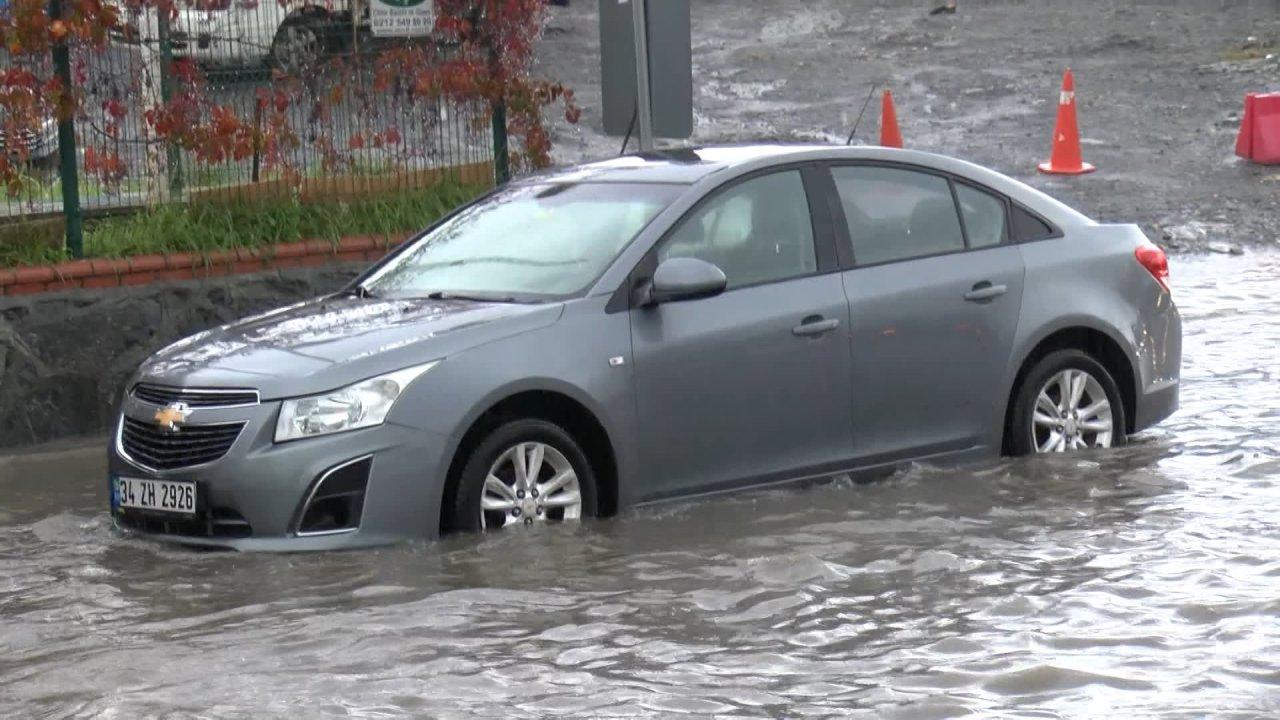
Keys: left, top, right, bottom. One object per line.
{"left": 1009, "top": 349, "right": 1127, "bottom": 456}
{"left": 451, "top": 419, "right": 598, "bottom": 533}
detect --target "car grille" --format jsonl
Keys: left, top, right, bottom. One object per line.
{"left": 132, "top": 383, "right": 259, "bottom": 408}
{"left": 0, "top": 129, "right": 37, "bottom": 143}
{"left": 0, "top": 128, "right": 43, "bottom": 151}
{"left": 118, "top": 507, "right": 253, "bottom": 539}
{"left": 121, "top": 417, "right": 245, "bottom": 470}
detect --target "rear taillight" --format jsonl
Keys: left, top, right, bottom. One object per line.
{"left": 1135, "top": 243, "right": 1170, "bottom": 293}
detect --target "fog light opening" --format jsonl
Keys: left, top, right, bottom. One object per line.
{"left": 297, "top": 456, "right": 371, "bottom": 536}
{"left": 300, "top": 497, "right": 352, "bottom": 534}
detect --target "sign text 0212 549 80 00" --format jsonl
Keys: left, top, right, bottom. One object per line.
{"left": 371, "top": 0, "right": 435, "bottom": 37}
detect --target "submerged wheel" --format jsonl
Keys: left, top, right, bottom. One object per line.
{"left": 1009, "top": 349, "right": 1126, "bottom": 455}
{"left": 452, "top": 419, "right": 598, "bottom": 532}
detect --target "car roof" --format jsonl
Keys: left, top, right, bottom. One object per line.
{"left": 516, "top": 143, "right": 1094, "bottom": 226}
{"left": 515, "top": 144, "right": 835, "bottom": 185}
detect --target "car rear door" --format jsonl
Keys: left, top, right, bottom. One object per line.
{"left": 822, "top": 163, "right": 1026, "bottom": 461}
{"left": 628, "top": 167, "right": 854, "bottom": 500}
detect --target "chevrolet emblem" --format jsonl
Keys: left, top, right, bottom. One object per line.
{"left": 153, "top": 402, "right": 191, "bottom": 433}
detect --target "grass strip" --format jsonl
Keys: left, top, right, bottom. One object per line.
{"left": 0, "top": 181, "right": 485, "bottom": 269}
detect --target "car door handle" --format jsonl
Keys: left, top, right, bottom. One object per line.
{"left": 793, "top": 317, "right": 841, "bottom": 337}
{"left": 963, "top": 283, "right": 1008, "bottom": 302}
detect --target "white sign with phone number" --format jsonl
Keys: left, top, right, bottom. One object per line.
{"left": 371, "top": 0, "right": 435, "bottom": 37}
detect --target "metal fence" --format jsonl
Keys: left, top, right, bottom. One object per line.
{"left": 1, "top": 0, "right": 497, "bottom": 248}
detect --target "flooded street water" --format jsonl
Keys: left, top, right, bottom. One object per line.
{"left": 2, "top": 251, "right": 1278, "bottom": 718}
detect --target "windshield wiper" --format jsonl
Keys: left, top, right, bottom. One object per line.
{"left": 425, "top": 290, "right": 522, "bottom": 303}
{"left": 343, "top": 284, "right": 379, "bottom": 299}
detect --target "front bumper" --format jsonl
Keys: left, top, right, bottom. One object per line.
{"left": 108, "top": 396, "right": 452, "bottom": 550}
{"left": 0, "top": 122, "right": 58, "bottom": 161}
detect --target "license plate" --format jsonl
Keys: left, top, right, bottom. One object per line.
{"left": 112, "top": 476, "right": 197, "bottom": 516}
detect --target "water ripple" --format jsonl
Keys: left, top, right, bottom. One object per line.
{"left": 2, "top": 252, "right": 1280, "bottom": 717}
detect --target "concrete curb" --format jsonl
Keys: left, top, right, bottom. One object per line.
{"left": 0, "top": 235, "right": 402, "bottom": 296}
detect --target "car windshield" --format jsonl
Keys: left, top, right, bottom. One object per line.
{"left": 363, "top": 182, "right": 683, "bottom": 300}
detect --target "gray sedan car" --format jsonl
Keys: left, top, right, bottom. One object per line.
{"left": 108, "top": 145, "right": 1181, "bottom": 550}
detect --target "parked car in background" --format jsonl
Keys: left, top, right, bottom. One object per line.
{"left": 112, "top": 0, "right": 416, "bottom": 73}
{"left": 174, "top": 0, "right": 356, "bottom": 72}
{"left": 108, "top": 145, "right": 1181, "bottom": 551}
{"left": 0, "top": 116, "right": 57, "bottom": 161}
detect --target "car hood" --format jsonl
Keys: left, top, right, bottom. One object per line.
{"left": 137, "top": 295, "right": 564, "bottom": 399}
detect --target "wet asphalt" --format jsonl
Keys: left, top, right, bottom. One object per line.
{"left": 538, "top": 0, "right": 1280, "bottom": 250}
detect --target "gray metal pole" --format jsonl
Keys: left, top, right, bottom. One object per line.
{"left": 630, "top": 0, "right": 654, "bottom": 151}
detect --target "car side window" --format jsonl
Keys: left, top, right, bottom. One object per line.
{"left": 955, "top": 183, "right": 1007, "bottom": 248}
{"left": 659, "top": 170, "right": 817, "bottom": 288}
{"left": 830, "top": 166, "right": 965, "bottom": 265}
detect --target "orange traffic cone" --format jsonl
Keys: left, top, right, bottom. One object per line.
{"left": 1038, "top": 69, "right": 1094, "bottom": 175}
{"left": 879, "top": 90, "right": 903, "bottom": 148}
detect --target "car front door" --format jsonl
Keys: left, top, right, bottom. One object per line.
{"left": 824, "top": 164, "right": 1026, "bottom": 461}
{"left": 629, "top": 168, "right": 854, "bottom": 500}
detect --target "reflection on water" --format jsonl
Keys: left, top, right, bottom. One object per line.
{"left": 2, "top": 252, "right": 1279, "bottom": 718}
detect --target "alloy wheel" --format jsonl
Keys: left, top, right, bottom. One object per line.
{"left": 277, "top": 24, "right": 322, "bottom": 73}
{"left": 480, "top": 442, "right": 582, "bottom": 529}
{"left": 1031, "top": 368, "right": 1114, "bottom": 452}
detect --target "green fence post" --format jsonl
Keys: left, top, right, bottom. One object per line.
{"left": 156, "top": 9, "right": 184, "bottom": 196}
{"left": 478, "top": 5, "right": 510, "bottom": 186}
{"left": 49, "top": 0, "right": 83, "bottom": 258}
{"left": 491, "top": 100, "right": 509, "bottom": 184}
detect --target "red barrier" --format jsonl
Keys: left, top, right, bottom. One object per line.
{"left": 1235, "top": 94, "right": 1255, "bottom": 160}
{"left": 1252, "top": 93, "right": 1280, "bottom": 164}
{"left": 1236, "top": 92, "right": 1280, "bottom": 165}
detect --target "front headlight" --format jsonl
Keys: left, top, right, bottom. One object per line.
{"left": 274, "top": 361, "right": 438, "bottom": 442}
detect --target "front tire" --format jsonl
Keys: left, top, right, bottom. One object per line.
{"left": 451, "top": 419, "right": 598, "bottom": 533}
{"left": 269, "top": 15, "right": 328, "bottom": 74}
{"left": 1009, "top": 349, "right": 1126, "bottom": 455}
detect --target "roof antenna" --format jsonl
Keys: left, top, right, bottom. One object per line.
{"left": 620, "top": 107, "right": 638, "bottom": 155}
{"left": 845, "top": 84, "right": 879, "bottom": 145}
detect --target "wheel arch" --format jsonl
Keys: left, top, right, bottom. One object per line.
{"left": 285, "top": 4, "right": 334, "bottom": 21}
{"left": 1002, "top": 323, "right": 1138, "bottom": 453}
{"left": 272, "top": 5, "right": 344, "bottom": 59}
{"left": 438, "top": 386, "right": 620, "bottom": 534}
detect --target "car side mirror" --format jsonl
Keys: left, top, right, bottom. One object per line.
{"left": 644, "top": 257, "right": 728, "bottom": 306}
